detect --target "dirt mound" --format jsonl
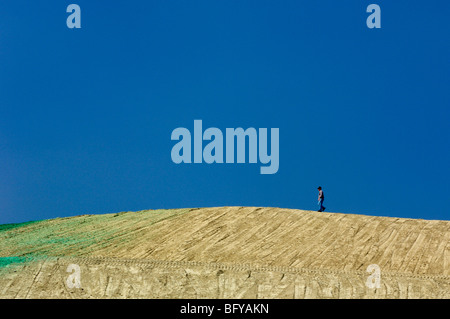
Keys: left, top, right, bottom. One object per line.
{"left": 0, "top": 207, "right": 448, "bottom": 298}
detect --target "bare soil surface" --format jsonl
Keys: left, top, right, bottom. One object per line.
{"left": 0, "top": 207, "right": 448, "bottom": 298}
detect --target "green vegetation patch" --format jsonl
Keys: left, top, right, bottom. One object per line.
{"left": 0, "top": 208, "right": 193, "bottom": 258}
{"left": 0, "top": 256, "right": 29, "bottom": 268}
{"left": 0, "top": 220, "right": 41, "bottom": 232}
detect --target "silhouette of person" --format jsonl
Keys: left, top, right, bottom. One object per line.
{"left": 317, "top": 186, "right": 326, "bottom": 212}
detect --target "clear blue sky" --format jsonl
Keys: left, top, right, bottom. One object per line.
{"left": 0, "top": 1, "right": 449, "bottom": 224}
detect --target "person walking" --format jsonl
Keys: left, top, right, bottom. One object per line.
{"left": 317, "top": 186, "right": 326, "bottom": 212}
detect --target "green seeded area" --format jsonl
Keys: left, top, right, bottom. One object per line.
{"left": 0, "top": 221, "right": 41, "bottom": 232}
{"left": 0, "top": 208, "right": 192, "bottom": 259}
{"left": 0, "top": 257, "right": 29, "bottom": 268}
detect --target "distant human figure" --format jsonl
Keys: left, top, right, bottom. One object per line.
{"left": 317, "top": 186, "right": 326, "bottom": 212}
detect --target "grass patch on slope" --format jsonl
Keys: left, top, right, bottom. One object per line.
{"left": 0, "top": 220, "right": 41, "bottom": 232}
{"left": 0, "top": 256, "right": 30, "bottom": 268}
{"left": 0, "top": 208, "right": 193, "bottom": 259}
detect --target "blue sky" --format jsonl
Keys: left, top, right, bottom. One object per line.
{"left": 0, "top": 1, "right": 449, "bottom": 224}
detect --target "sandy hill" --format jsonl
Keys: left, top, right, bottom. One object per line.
{"left": 0, "top": 207, "right": 448, "bottom": 298}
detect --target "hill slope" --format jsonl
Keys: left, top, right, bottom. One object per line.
{"left": 0, "top": 207, "right": 448, "bottom": 298}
